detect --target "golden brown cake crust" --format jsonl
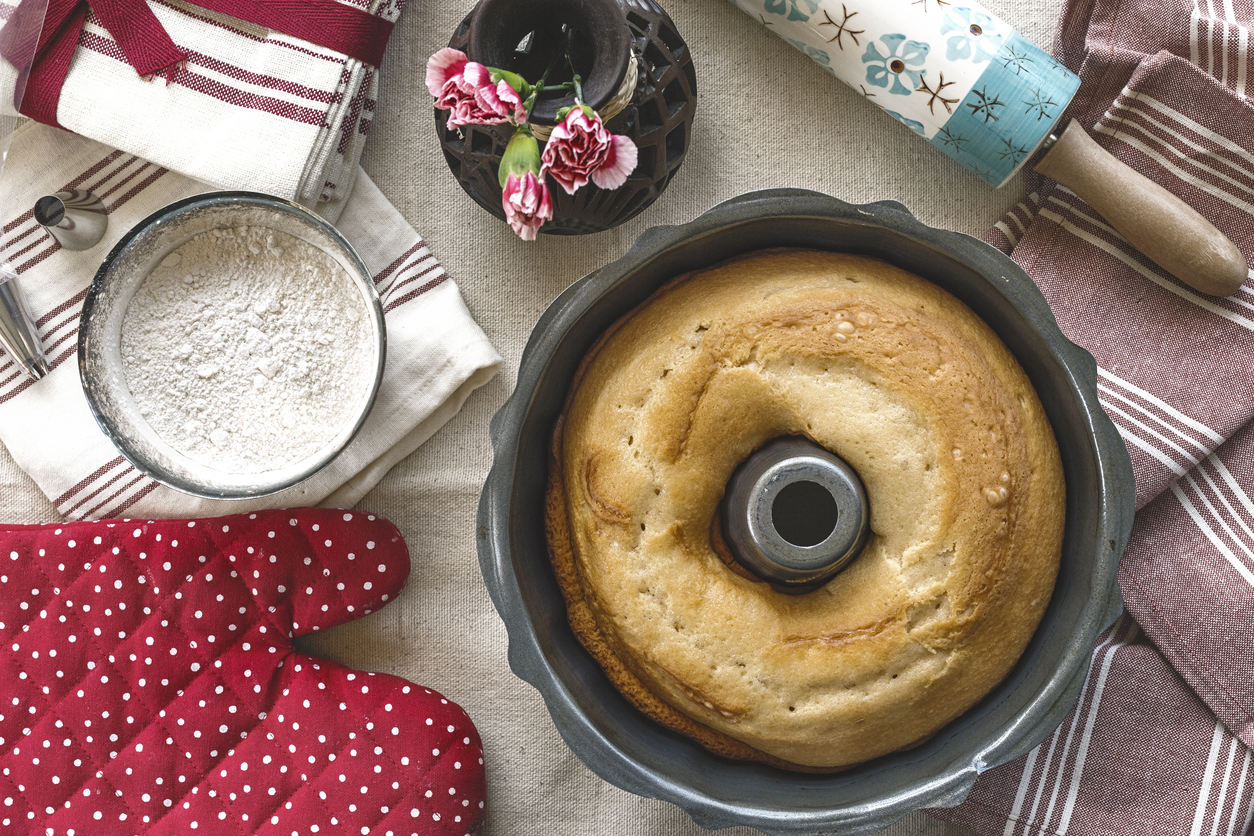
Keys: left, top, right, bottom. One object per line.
{"left": 546, "top": 249, "right": 1065, "bottom": 771}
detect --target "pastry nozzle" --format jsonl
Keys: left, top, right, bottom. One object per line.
{"left": 35, "top": 189, "right": 108, "bottom": 251}
{"left": 0, "top": 262, "right": 50, "bottom": 381}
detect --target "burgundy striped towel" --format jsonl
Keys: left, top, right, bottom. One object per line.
{"left": 0, "top": 0, "right": 397, "bottom": 222}
{"left": 930, "top": 2, "right": 1254, "bottom": 834}
{"left": 0, "top": 120, "right": 500, "bottom": 520}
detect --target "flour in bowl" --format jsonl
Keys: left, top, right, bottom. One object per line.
{"left": 120, "top": 225, "right": 375, "bottom": 474}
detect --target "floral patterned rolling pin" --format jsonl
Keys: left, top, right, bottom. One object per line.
{"left": 726, "top": 0, "right": 1246, "bottom": 296}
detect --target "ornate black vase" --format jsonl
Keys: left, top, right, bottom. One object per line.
{"left": 435, "top": 0, "right": 697, "bottom": 235}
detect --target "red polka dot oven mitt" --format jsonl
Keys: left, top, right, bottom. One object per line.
{"left": 0, "top": 509, "right": 486, "bottom": 835}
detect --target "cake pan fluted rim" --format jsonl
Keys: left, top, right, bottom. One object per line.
{"left": 477, "top": 188, "right": 1134, "bottom": 835}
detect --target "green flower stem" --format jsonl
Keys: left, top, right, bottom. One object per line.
{"left": 536, "top": 45, "right": 564, "bottom": 90}
{"left": 492, "top": 25, "right": 583, "bottom": 123}
{"left": 523, "top": 42, "right": 570, "bottom": 121}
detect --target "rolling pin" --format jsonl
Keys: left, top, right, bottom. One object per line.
{"left": 725, "top": 0, "right": 1246, "bottom": 296}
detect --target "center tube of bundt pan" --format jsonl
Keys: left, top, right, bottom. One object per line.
{"left": 720, "top": 437, "right": 870, "bottom": 594}
{"left": 723, "top": 0, "right": 1080, "bottom": 187}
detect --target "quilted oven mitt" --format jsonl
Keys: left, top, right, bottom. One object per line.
{"left": 0, "top": 509, "right": 486, "bottom": 835}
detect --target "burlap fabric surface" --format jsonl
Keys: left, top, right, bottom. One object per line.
{"left": 0, "top": 1, "right": 1065, "bottom": 834}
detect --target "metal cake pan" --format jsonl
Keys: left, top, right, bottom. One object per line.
{"left": 477, "top": 188, "right": 1134, "bottom": 834}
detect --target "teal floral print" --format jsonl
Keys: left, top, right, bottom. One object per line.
{"left": 862, "top": 34, "right": 929, "bottom": 96}
{"left": 763, "top": 0, "right": 817, "bottom": 23}
{"left": 807, "top": 46, "right": 832, "bottom": 67}
{"left": 884, "top": 109, "right": 926, "bottom": 136}
{"left": 786, "top": 38, "right": 835, "bottom": 73}
{"left": 940, "top": 7, "right": 1005, "bottom": 63}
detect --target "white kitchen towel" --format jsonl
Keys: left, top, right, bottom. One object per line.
{"left": 0, "top": 119, "right": 501, "bottom": 520}
{"left": 0, "top": 0, "right": 397, "bottom": 222}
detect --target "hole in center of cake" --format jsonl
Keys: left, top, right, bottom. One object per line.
{"left": 771, "top": 480, "right": 839, "bottom": 548}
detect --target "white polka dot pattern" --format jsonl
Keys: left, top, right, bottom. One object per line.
{"left": 0, "top": 509, "right": 486, "bottom": 835}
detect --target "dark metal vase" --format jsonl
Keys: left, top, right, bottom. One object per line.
{"left": 435, "top": 0, "right": 697, "bottom": 235}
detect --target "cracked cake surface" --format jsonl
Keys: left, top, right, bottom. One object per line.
{"left": 545, "top": 249, "right": 1065, "bottom": 770}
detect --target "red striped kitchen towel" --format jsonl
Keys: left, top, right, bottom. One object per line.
{"left": 930, "top": 2, "right": 1254, "bottom": 834}
{"left": 0, "top": 0, "right": 398, "bottom": 221}
{"left": 0, "top": 120, "right": 500, "bottom": 520}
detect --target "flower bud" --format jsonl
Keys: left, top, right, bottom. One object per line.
{"left": 498, "top": 129, "right": 544, "bottom": 188}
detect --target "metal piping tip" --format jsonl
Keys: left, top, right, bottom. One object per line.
{"left": 18, "top": 354, "right": 48, "bottom": 380}
{"left": 35, "top": 189, "right": 108, "bottom": 251}
{"left": 0, "top": 264, "right": 50, "bottom": 382}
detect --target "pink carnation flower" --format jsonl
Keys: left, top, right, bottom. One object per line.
{"left": 501, "top": 171, "right": 553, "bottom": 241}
{"left": 426, "top": 47, "right": 469, "bottom": 97}
{"left": 426, "top": 48, "right": 525, "bottom": 129}
{"left": 540, "top": 106, "right": 638, "bottom": 195}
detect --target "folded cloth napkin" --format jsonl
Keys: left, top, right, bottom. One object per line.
{"left": 0, "top": 120, "right": 500, "bottom": 520}
{"left": 0, "top": 0, "right": 401, "bottom": 221}
{"left": 928, "top": 2, "right": 1254, "bottom": 833}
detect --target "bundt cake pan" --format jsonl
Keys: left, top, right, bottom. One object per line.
{"left": 476, "top": 188, "right": 1134, "bottom": 834}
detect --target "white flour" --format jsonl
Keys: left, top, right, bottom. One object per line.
{"left": 120, "top": 225, "right": 374, "bottom": 474}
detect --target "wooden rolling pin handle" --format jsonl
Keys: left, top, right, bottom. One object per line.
{"left": 1034, "top": 120, "right": 1247, "bottom": 297}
